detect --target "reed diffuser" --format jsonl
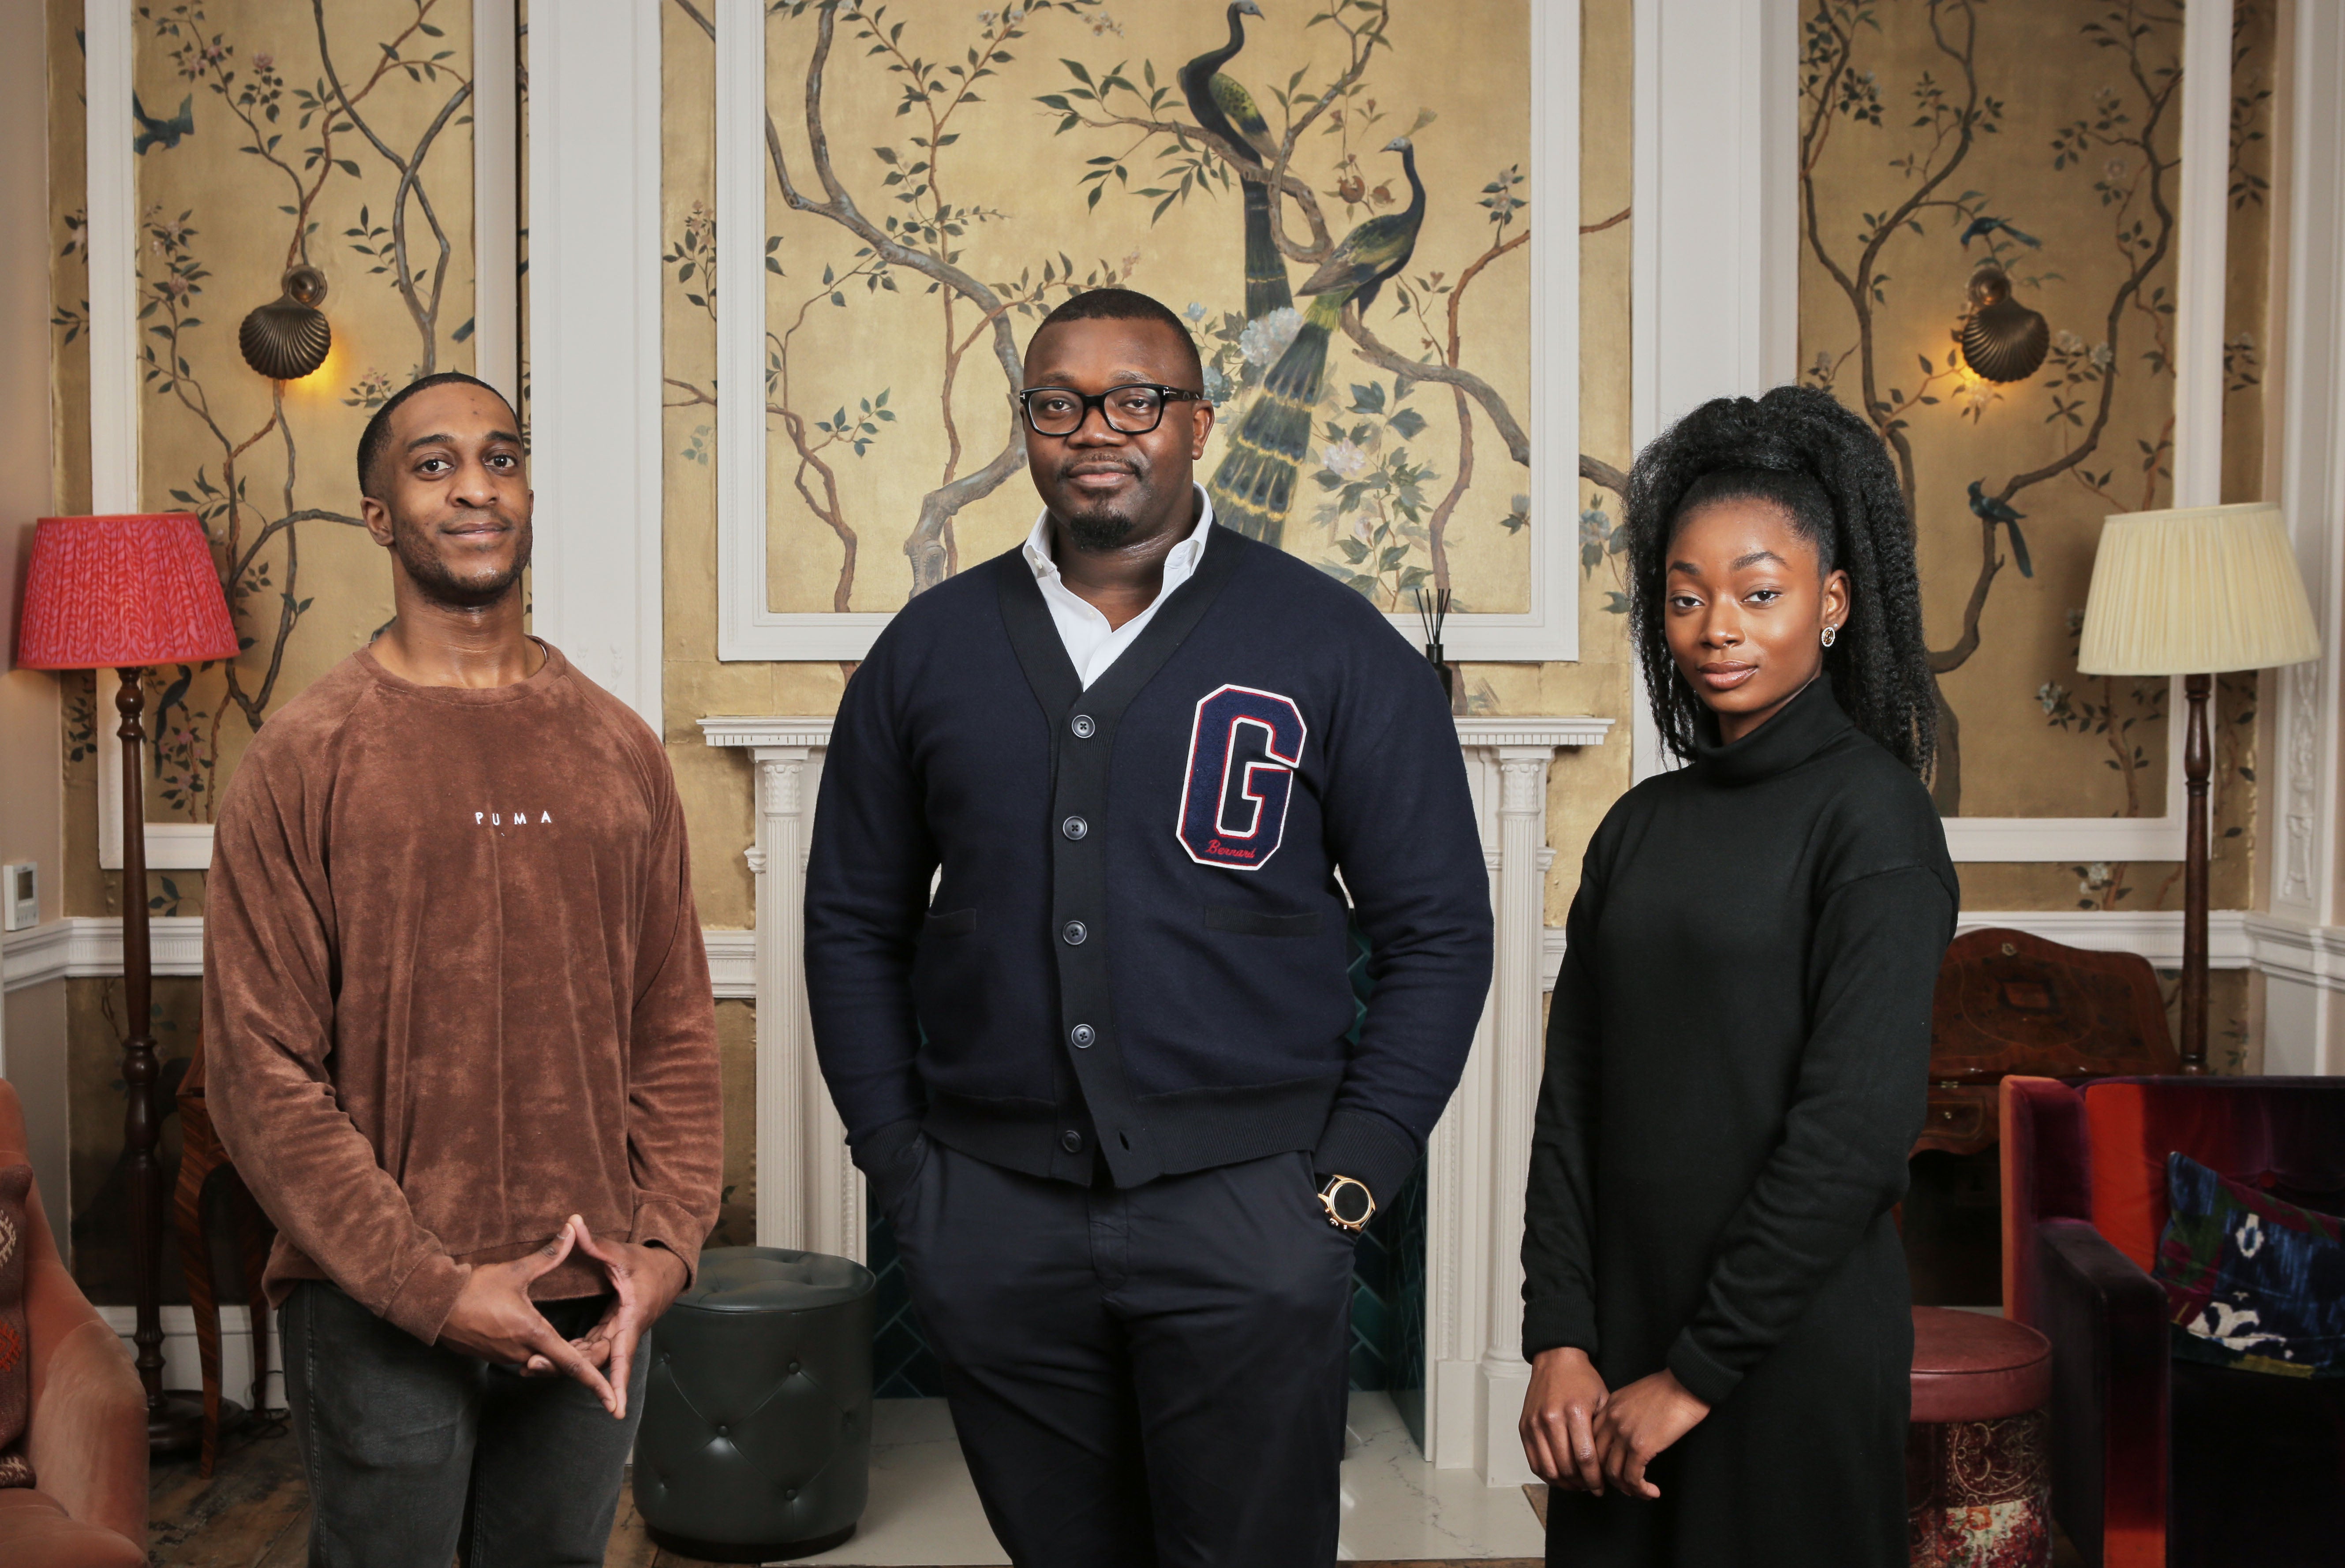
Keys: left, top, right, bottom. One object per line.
{"left": 1414, "top": 586, "right": 1455, "bottom": 706}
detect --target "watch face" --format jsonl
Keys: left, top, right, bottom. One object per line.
{"left": 1326, "top": 1180, "right": 1373, "bottom": 1227}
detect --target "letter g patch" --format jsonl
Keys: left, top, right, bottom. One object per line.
{"left": 1176, "top": 684, "right": 1307, "bottom": 871}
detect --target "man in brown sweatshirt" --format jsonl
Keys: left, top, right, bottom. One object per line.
{"left": 204, "top": 371, "right": 722, "bottom": 1568}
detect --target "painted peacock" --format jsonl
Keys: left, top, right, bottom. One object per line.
{"left": 1210, "top": 136, "right": 1426, "bottom": 548}
{"left": 1179, "top": 0, "right": 1292, "bottom": 324}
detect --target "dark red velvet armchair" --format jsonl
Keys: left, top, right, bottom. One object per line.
{"left": 2000, "top": 1075, "right": 2345, "bottom": 1568}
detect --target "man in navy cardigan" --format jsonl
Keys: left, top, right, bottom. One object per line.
{"left": 805, "top": 288, "right": 1491, "bottom": 1566}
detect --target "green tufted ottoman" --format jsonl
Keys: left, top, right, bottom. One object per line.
{"left": 632, "top": 1247, "right": 878, "bottom": 1562}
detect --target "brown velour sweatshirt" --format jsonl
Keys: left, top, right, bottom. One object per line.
{"left": 202, "top": 642, "right": 722, "bottom": 1345}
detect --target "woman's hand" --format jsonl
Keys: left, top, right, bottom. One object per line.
{"left": 1519, "top": 1347, "right": 1611, "bottom": 1493}
{"left": 1592, "top": 1369, "right": 1710, "bottom": 1499}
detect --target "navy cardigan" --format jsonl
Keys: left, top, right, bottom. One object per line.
{"left": 803, "top": 525, "right": 1492, "bottom": 1209}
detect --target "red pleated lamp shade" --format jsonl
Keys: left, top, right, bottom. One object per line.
{"left": 14, "top": 513, "right": 239, "bottom": 671}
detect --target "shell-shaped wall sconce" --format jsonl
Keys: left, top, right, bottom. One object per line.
{"left": 1958, "top": 265, "right": 2050, "bottom": 385}
{"left": 238, "top": 266, "right": 333, "bottom": 381}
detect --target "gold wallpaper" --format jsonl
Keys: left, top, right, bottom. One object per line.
{"left": 49, "top": 0, "right": 485, "bottom": 924}
{"left": 658, "top": 0, "right": 1643, "bottom": 938}
{"left": 1796, "top": 0, "right": 2276, "bottom": 1065}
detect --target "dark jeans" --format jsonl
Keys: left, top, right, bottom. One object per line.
{"left": 281, "top": 1281, "right": 648, "bottom": 1568}
{"left": 889, "top": 1139, "right": 1358, "bottom": 1568}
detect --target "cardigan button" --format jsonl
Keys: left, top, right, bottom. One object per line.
{"left": 1070, "top": 1023, "right": 1096, "bottom": 1049}
{"left": 1062, "top": 815, "right": 1089, "bottom": 840}
{"left": 1062, "top": 920, "right": 1088, "bottom": 945}
{"left": 1061, "top": 1130, "right": 1085, "bottom": 1154}
{"left": 1070, "top": 713, "right": 1096, "bottom": 739}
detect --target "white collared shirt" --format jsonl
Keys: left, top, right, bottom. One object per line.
{"left": 1020, "top": 487, "right": 1218, "bottom": 689}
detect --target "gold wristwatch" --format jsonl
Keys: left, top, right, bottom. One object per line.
{"left": 1317, "top": 1175, "right": 1376, "bottom": 1233}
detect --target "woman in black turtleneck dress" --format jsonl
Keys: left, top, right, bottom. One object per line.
{"left": 1518, "top": 387, "right": 1956, "bottom": 1566}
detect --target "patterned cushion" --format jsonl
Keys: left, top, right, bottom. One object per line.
{"left": 0, "top": 1163, "right": 33, "bottom": 1487}
{"left": 2156, "top": 1151, "right": 2345, "bottom": 1378}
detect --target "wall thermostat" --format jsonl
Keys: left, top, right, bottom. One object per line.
{"left": 2, "top": 862, "right": 37, "bottom": 933}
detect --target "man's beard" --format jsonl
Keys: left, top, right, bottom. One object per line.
{"left": 1054, "top": 458, "right": 1149, "bottom": 553}
{"left": 389, "top": 509, "right": 531, "bottom": 608}
{"left": 1062, "top": 506, "right": 1137, "bottom": 552}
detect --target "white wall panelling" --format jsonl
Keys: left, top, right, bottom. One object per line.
{"left": 471, "top": 0, "right": 521, "bottom": 407}
{"left": 20, "top": 907, "right": 2325, "bottom": 1002}
{"left": 85, "top": 2, "right": 139, "bottom": 516}
{"left": 698, "top": 718, "right": 856, "bottom": 1260}
{"left": 98, "top": 1305, "right": 284, "bottom": 1416}
{"left": 1628, "top": 0, "right": 1800, "bottom": 784}
{"left": 2266, "top": 0, "right": 2345, "bottom": 1074}
{"left": 715, "top": 1, "right": 1581, "bottom": 663}
{"left": 524, "top": 0, "right": 665, "bottom": 729}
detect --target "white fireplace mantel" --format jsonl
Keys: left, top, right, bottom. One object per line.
{"left": 701, "top": 711, "right": 1612, "bottom": 1482}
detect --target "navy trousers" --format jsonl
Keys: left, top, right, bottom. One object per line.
{"left": 888, "top": 1139, "right": 1358, "bottom": 1568}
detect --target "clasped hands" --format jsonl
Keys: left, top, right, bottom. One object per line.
{"left": 1518, "top": 1347, "right": 1710, "bottom": 1500}
{"left": 434, "top": 1214, "right": 688, "bottom": 1420}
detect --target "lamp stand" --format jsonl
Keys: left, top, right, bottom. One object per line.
{"left": 115, "top": 668, "right": 206, "bottom": 1454}
{"left": 2180, "top": 672, "right": 2212, "bottom": 1075}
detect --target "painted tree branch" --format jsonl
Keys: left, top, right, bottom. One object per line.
{"left": 1339, "top": 303, "right": 1529, "bottom": 468}
{"left": 313, "top": 0, "right": 470, "bottom": 374}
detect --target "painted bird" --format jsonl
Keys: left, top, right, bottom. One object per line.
{"left": 1210, "top": 137, "right": 1426, "bottom": 547}
{"left": 1967, "top": 480, "right": 2034, "bottom": 577}
{"left": 1180, "top": 1, "right": 1293, "bottom": 324}
{"left": 132, "top": 92, "right": 195, "bottom": 155}
{"left": 1960, "top": 214, "right": 2041, "bottom": 250}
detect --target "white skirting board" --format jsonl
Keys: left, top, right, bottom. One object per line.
{"left": 8, "top": 909, "right": 2335, "bottom": 998}
{"left": 97, "top": 1303, "right": 287, "bottom": 1414}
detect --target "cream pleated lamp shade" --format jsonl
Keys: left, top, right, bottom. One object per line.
{"left": 2076, "top": 502, "right": 2321, "bottom": 676}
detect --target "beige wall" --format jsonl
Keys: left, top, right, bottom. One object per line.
{"left": 2, "top": 0, "right": 70, "bottom": 1215}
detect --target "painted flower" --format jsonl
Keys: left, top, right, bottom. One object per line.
{"left": 2066, "top": 607, "right": 2086, "bottom": 634}
{"left": 1201, "top": 363, "right": 1231, "bottom": 403}
{"left": 1088, "top": 13, "right": 1125, "bottom": 36}
{"left": 2105, "top": 156, "right": 2129, "bottom": 181}
{"left": 1184, "top": 300, "right": 1207, "bottom": 323}
{"left": 1239, "top": 306, "right": 1302, "bottom": 369}
{"left": 2091, "top": 341, "right": 2115, "bottom": 369}
{"left": 2038, "top": 680, "right": 2068, "bottom": 714}
{"left": 1321, "top": 439, "right": 1371, "bottom": 480}
{"left": 252, "top": 51, "right": 274, "bottom": 71}
{"left": 346, "top": 368, "right": 396, "bottom": 408}
{"left": 1579, "top": 504, "right": 1609, "bottom": 549}
{"left": 2055, "top": 329, "right": 2086, "bottom": 356}
{"left": 2082, "top": 861, "right": 2113, "bottom": 891}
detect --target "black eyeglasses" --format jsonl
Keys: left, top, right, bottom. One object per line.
{"left": 1017, "top": 383, "right": 1205, "bottom": 437}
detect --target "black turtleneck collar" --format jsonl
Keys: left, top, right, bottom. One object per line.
{"left": 1689, "top": 674, "right": 1854, "bottom": 785}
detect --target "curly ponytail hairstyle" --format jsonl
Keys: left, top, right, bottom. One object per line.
{"left": 1625, "top": 384, "right": 1937, "bottom": 778}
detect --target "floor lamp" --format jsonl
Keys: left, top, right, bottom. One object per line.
{"left": 2076, "top": 501, "right": 2320, "bottom": 1074}
{"left": 15, "top": 513, "right": 241, "bottom": 1453}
